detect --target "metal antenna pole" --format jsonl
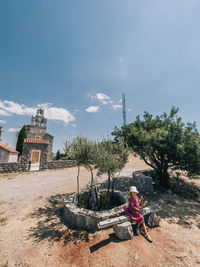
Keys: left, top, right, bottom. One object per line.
{"left": 122, "top": 93, "right": 127, "bottom": 126}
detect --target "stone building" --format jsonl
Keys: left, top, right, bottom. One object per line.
{"left": 0, "top": 126, "right": 19, "bottom": 163}
{"left": 20, "top": 109, "right": 54, "bottom": 171}
{"left": 0, "top": 144, "right": 19, "bottom": 163}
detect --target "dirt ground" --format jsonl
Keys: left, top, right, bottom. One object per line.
{"left": 0, "top": 155, "right": 200, "bottom": 267}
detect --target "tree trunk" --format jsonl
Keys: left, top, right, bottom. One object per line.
{"left": 89, "top": 167, "right": 94, "bottom": 193}
{"left": 111, "top": 178, "right": 116, "bottom": 196}
{"left": 156, "top": 167, "right": 170, "bottom": 189}
{"left": 106, "top": 172, "right": 111, "bottom": 206}
{"left": 88, "top": 185, "right": 100, "bottom": 211}
{"left": 77, "top": 165, "right": 80, "bottom": 202}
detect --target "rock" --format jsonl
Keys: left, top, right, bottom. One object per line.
{"left": 176, "top": 253, "right": 187, "bottom": 258}
{"left": 113, "top": 221, "right": 134, "bottom": 240}
{"left": 74, "top": 239, "right": 81, "bottom": 245}
{"left": 167, "top": 189, "right": 172, "bottom": 194}
{"left": 132, "top": 171, "right": 153, "bottom": 193}
{"left": 142, "top": 204, "right": 158, "bottom": 216}
{"left": 147, "top": 212, "right": 160, "bottom": 227}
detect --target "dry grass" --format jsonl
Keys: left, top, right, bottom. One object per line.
{"left": 125, "top": 153, "right": 150, "bottom": 170}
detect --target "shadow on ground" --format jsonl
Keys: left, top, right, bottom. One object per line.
{"left": 28, "top": 173, "right": 200, "bottom": 246}
{"left": 101, "top": 173, "right": 200, "bottom": 229}
{"left": 146, "top": 191, "right": 200, "bottom": 229}
{"left": 89, "top": 233, "right": 122, "bottom": 253}
{"left": 28, "top": 193, "right": 88, "bottom": 245}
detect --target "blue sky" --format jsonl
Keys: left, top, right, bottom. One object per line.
{"left": 0, "top": 0, "right": 200, "bottom": 152}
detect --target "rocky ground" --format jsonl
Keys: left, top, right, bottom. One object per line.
{"left": 0, "top": 155, "right": 200, "bottom": 267}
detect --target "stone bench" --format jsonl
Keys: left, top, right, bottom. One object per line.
{"left": 97, "top": 204, "right": 158, "bottom": 230}
{"left": 97, "top": 204, "right": 160, "bottom": 240}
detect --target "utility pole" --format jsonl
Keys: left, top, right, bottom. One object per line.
{"left": 122, "top": 93, "right": 127, "bottom": 126}
{"left": 0, "top": 126, "right": 3, "bottom": 144}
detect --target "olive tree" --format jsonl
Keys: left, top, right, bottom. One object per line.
{"left": 112, "top": 107, "right": 200, "bottom": 189}
{"left": 64, "top": 136, "right": 97, "bottom": 200}
{"left": 96, "top": 139, "right": 128, "bottom": 204}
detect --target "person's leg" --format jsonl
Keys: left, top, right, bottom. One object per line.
{"left": 141, "top": 223, "right": 148, "bottom": 236}
{"left": 141, "top": 223, "right": 153, "bottom": 242}
{"left": 135, "top": 223, "right": 141, "bottom": 235}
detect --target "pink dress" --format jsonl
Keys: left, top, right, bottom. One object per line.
{"left": 123, "top": 196, "right": 144, "bottom": 224}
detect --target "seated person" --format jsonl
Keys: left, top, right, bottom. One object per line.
{"left": 123, "top": 186, "right": 152, "bottom": 242}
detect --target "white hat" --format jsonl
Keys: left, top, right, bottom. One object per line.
{"left": 130, "top": 186, "right": 139, "bottom": 193}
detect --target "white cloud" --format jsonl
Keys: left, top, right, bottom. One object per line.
{"left": 86, "top": 106, "right": 100, "bottom": 113}
{"left": 101, "top": 99, "right": 113, "bottom": 105}
{"left": 96, "top": 93, "right": 110, "bottom": 100}
{"left": 0, "top": 120, "right": 6, "bottom": 123}
{"left": 0, "top": 109, "right": 11, "bottom": 116}
{"left": 112, "top": 104, "right": 122, "bottom": 110}
{"left": 0, "top": 100, "right": 36, "bottom": 116}
{"left": 0, "top": 101, "right": 75, "bottom": 124}
{"left": 72, "top": 124, "right": 77, "bottom": 128}
{"left": 43, "top": 106, "right": 75, "bottom": 124}
{"left": 88, "top": 93, "right": 113, "bottom": 105}
{"left": 8, "top": 128, "right": 20, "bottom": 132}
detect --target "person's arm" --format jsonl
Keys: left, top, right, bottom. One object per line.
{"left": 130, "top": 202, "right": 142, "bottom": 213}
{"left": 139, "top": 196, "right": 144, "bottom": 204}
{"left": 139, "top": 196, "right": 147, "bottom": 207}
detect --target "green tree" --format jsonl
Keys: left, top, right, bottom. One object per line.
{"left": 96, "top": 139, "right": 128, "bottom": 204}
{"left": 112, "top": 107, "right": 200, "bottom": 189}
{"left": 56, "top": 149, "right": 61, "bottom": 160}
{"left": 65, "top": 136, "right": 97, "bottom": 200}
{"left": 16, "top": 126, "right": 27, "bottom": 155}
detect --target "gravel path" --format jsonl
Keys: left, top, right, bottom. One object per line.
{"left": 0, "top": 167, "right": 105, "bottom": 204}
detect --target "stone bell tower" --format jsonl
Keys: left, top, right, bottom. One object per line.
{"left": 21, "top": 108, "right": 54, "bottom": 167}
{"left": 31, "top": 109, "right": 47, "bottom": 128}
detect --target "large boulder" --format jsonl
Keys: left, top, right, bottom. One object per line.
{"left": 113, "top": 221, "right": 134, "bottom": 240}
{"left": 147, "top": 212, "right": 160, "bottom": 227}
{"left": 132, "top": 171, "right": 153, "bottom": 193}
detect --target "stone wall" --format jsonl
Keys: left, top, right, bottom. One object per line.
{"left": 25, "top": 124, "right": 47, "bottom": 139}
{"left": 0, "top": 159, "right": 77, "bottom": 174}
{"left": 40, "top": 160, "right": 77, "bottom": 170}
{"left": 0, "top": 147, "right": 10, "bottom": 163}
{"left": 63, "top": 191, "right": 128, "bottom": 232}
{"left": 0, "top": 162, "right": 28, "bottom": 173}
{"left": 22, "top": 142, "right": 49, "bottom": 166}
